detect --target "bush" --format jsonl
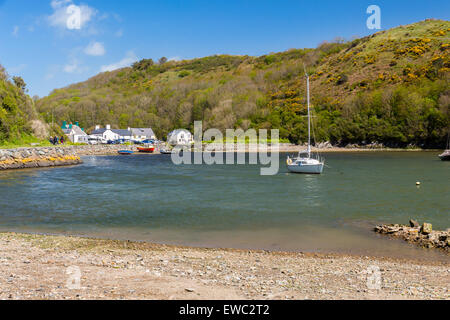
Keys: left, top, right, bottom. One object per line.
{"left": 178, "top": 70, "right": 190, "bottom": 78}
{"left": 336, "top": 74, "right": 348, "bottom": 85}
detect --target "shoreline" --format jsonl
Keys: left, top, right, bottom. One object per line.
{"left": 77, "top": 145, "right": 444, "bottom": 156}
{"left": 0, "top": 147, "right": 82, "bottom": 170}
{"left": 3, "top": 230, "right": 448, "bottom": 265}
{"left": 0, "top": 145, "right": 443, "bottom": 171}
{"left": 1, "top": 232, "right": 448, "bottom": 300}
{"left": 1, "top": 144, "right": 445, "bottom": 154}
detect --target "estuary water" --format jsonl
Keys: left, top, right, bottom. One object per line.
{"left": 0, "top": 152, "right": 448, "bottom": 260}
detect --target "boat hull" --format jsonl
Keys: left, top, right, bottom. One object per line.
{"left": 118, "top": 150, "right": 134, "bottom": 155}
{"left": 160, "top": 148, "right": 173, "bottom": 154}
{"left": 287, "top": 163, "right": 324, "bottom": 174}
{"left": 137, "top": 147, "right": 155, "bottom": 153}
{"left": 439, "top": 151, "right": 450, "bottom": 161}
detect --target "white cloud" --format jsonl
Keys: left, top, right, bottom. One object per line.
{"left": 51, "top": 0, "right": 71, "bottom": 9}
{"left": 168, "top": 56, "right": 182, "bottom": 62}
{"left": 100, "top": 51, "right": 138, "bottom": 72}
{"left": 63, "top": 61, "right": 79, "bottom": 73}
{"left": 98, "top": 13, "right": 109, "bottom": 21}
{"left": 63, "top": 58, "right": 88, "bottom": 74}
{"left": 84, "top": 41, "right": 105, "bottom": 56}
{"left": 12, "top": 26, "right": 19, "bottom": 37}
{"left": 48, "top": 0, "right": 96, "bottom": 30}
{"left": 115, "top": 29, "right": 123, "bottom": 37}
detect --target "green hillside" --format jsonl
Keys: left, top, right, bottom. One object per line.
{"left": 0, "top": 65, "right": 49, "bottom": 146}
{"left": 37, "top": 19, "right": 450, "bottom": 147}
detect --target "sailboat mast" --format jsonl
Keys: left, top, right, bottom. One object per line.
{"left": 447, "top": 131, "right": 450, "bottom": 149}
{"left": 307, "top": 73, "right": 311, "bottom": 157}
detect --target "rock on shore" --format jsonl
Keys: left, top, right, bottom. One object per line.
{"left": 61, "top": 144, "right": 138, "bottom": 156}
{"left": 0, "top": 145, "right": 143, "bottom": 170}
{"left": 0, "top": 147, "right": 82, "bottom": 170}
{"left": 374, "top": 220, "right": 449, "bottom": 252}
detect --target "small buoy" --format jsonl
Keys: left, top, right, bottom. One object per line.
{"left": 416, "top": 182, "right": 421, "bottom": 186}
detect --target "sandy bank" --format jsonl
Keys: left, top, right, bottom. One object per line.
{"left": 0, "top": 232, "right": 448, "bottom": 300}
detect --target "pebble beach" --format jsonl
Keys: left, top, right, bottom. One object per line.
{"left": 0, "top": 232, "right": 448, "bottom": 300}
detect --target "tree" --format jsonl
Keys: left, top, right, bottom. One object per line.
{"left": 158, "top": 57, "right": 168, "bottom": 65}
{"left": 119, "top": 113, "right": 129, "bottom": 128}
{"left": 12, "top": 76, "right": 26, "bottom": 91}
{"left": 132, "top": 59, "right": 154, "bottom": 71}
{"left": 0, "top": 64, "right": 7, "bottom": 81}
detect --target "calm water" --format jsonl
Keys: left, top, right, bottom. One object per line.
{"left": 0, "top": 152, "right": 448, "bottom": 260}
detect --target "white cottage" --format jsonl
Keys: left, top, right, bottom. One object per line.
{"left": 90, "top": 125, "right": 132, "bottom": 141}
{"left": 167, "top": 129, "right": 193, "bottom": 146}
{"left": 62, "top": 122, "right": 88, "bottom": 144}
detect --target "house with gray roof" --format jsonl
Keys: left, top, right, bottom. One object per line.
{"left": 90, "top": 125, "right": 156, "bottom": 142}
{"left": 61, "top": 121, "right": 88, "bottom": 144}
{"left": 90, "top": 125, "right": 132, "bottom": 141}
{"left": 131, "top": 128, "right": 156, "bottom": 140}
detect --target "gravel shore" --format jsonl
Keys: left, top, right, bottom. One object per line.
{"left": 0, "top": 232, "right": 448, "bottom": 300}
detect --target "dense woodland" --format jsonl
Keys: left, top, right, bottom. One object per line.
{"left": 3, "top": 20, "right": 449, "bottom": 147}
{"left": 0, "top": 65, "right": 45, "bottom": 145}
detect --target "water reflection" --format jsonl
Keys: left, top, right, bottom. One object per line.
{"left": 0, "top": 152, "right": 448, "bottom": 259}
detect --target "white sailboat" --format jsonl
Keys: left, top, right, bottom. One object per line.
{"left": 287, "top": 70, "right": 325, "bottom": 174}
{"left": 438, "top": 132, "right": 450, "bottom": 161}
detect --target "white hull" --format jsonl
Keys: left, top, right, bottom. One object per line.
{"left": 287, "top": 163, "right": 324, "bottom": 174}
{"left": 286, "top": 71, "right": 325, "bottom": 174}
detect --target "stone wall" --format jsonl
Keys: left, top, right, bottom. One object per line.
{"left": 59, "top": 144, "right": 137, "bottom": 156}
{"left": 0, "top": 147, "right": 82, "bottom": 170}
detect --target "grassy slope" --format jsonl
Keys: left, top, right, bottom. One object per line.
{"left": 36, "top": 19, "right": 450, "bottom": 147}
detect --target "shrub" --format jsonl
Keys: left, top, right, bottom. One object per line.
{"left": 336, "top": 74, "right": 348, "bottom": 85}
{"left": 178, "top": 70, "right": 190, "bottom": 78}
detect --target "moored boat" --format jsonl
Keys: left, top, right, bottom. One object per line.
{"left": 438, "top": 150, "right": 450, "bottom": 161}
{"left": 137, "top": 145, "right": 155, "bottom": 153}
{"left": 160, "top": 147, "right": 173, "bottom": 154}
{"left": 287, "top": 68, "right": 325, "bottom": 174}
{"left": 118, "top": 150, "right": 134, "bottom": 155}
{"left": 287, "top": 154, "right": 324, "bottom": 174}
{"left": 438, "top": 133, "right": 450, "bottom": 161}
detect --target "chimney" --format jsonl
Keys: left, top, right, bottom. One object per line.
{"left": 106, "top": 124, "right": 111, "bottom": 130}
{"left": 95, "top": 125, "right": 100, "bottom": 130}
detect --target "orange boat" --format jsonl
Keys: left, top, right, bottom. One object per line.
{"left": 137, "top": 145, "right": 155, "bottom": 153}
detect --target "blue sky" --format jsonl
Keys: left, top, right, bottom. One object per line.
{"left": 0, "top": 0, "right": 448, "bottom": 97}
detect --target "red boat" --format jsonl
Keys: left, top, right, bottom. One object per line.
{"left": 137, "top": 146, "right": 155, "bottom": 153}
